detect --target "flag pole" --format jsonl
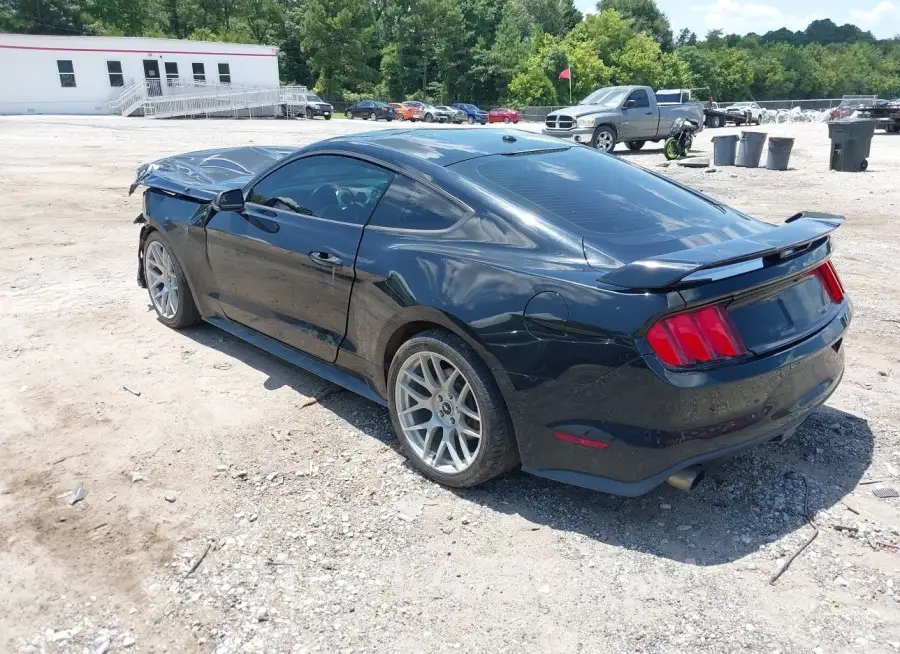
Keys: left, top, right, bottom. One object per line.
{"left": 568, "top": 62, "right": 572, "bottom": 104}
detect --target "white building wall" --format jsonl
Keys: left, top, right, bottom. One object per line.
{"left": 0, "top": 34, "right": 280, "bottom": 115}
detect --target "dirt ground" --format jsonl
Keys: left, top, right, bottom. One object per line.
{"left": 1, "top": 116, "right": 899, "bottom": 654}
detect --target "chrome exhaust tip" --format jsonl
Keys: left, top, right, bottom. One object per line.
{"left": 666, "top": 465, "right": 705, "bottom": 492}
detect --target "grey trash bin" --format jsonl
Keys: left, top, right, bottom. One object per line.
{"left": 766, "top": 137, "right": 795, "bottom": 171}
{"left": 828, "top": 120, "right": 875, "bottom": 172}
{"left": 712, "top": 135, "right": 739, "bottom": 166}
{"left": 736, "top": 131, "right": 767, "bottom": 168}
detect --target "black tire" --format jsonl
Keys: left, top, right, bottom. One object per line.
{"left": 387, "top": 329, "right": 519, "bottom": 488}
{"left": 305, "top": 107, "right": 313, "bottom": 119}
{"left": 625, "top": 140, "right": 646, "bottom": 151}
{"left": 143, "top": 232, "right": 200, "bottom": 329}
{"left": 590, "top": 125, "right": 617, "bottom": 153}
{"left": 369, "top": 111, "right": 377, "bottom": 121}
{"left": 424, "top": 113, "right": 434, "bottom": 123}
{"left": 324, "top": 114, "right": 331, "bottom": 120}
{"left": 860, "top": 159, "right": 868, "bottom": 171}
{"left": 503, "top": 116, "right": 511, "bottom": 124}
{"left": 467, "top": 116, "right": 474, "bottom": 125}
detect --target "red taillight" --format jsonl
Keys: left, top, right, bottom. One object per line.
{"left": 818, "top": 260, "right": 845, "bottom": 304}
{"left": 647, "top": 305, "right": 746, "bottom": 368}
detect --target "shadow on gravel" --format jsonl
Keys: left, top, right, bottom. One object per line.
{"left": 615, "top": 147, "right": 667, "bottom": 157}
{"left": 177, "top": 322, "right": 397, "bottom": 445}
{"left": 459, "top": 406, "right": 873, "bottom": 565}
{"left": 178, "top": 322, "right": 872, "bottom": 566}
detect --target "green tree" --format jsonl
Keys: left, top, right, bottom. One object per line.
{"left": 597, "top": 0, "right": 672, "bottom": 50}
{"left": 506, "top": 59, "right": 557, "bottom": 105}
{"left": 300, "top": 0, "right": 377, "bottom": 98}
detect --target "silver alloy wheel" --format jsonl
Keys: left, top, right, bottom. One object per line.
{"left": 395, "top": 351, "right": 482, "bottom": 474}
{"left": 594, "top": 129, "right": 614, "bottom": 152}
{"left": 144, "top": 240, "right": 179, "bottom": 320}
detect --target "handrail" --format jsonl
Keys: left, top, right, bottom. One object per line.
{"left": 111, "top": 82, "right": 310, "bottom": 119}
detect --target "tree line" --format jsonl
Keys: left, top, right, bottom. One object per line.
{"left": 2, "top": 0, "right": 899, "bottom": 106}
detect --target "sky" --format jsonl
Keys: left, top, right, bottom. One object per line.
{"left": 572, "top": 0, "right": 900, "bottom": 40}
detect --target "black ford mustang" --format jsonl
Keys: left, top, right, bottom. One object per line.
{"left": 131, "top": 129, "right": 851, "bottom": 496}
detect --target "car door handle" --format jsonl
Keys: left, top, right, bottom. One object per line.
{"left": 309, "top": 251, "right": 343, "bottom": 267}
{"left": 645, "top": 112, "right": 654, "bottom": 115}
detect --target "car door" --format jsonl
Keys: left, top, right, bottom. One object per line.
{"left": 205, "top": 154, "right": 395, "bottom": 362}
{"left": 622, "top": 88, "right": 656, "bottom": 140}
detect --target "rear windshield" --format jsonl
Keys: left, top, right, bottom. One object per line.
{"left": 655, "top": 91, "right": 685, "bottom": 104}
{"left": 450, "top": 147, "right": 772, "bottom": 264}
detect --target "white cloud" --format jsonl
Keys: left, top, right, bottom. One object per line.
{"left": 689, "top": 0, "right": 822, "bottom": 35}
{"left": 850, "top": 1, "right": 900, "bottom": 24}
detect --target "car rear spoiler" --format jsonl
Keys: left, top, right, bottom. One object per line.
{"left": 598, "top": 212, "right": 844, "bottom": 289}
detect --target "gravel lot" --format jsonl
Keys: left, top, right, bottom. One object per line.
{"left": 1, "top": 116, "right": 899, "bottom": 654}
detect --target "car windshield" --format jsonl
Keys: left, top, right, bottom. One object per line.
{"left": 731, "top": 102, "right": 751, "bottom": 107}
{"left": 307, "top": 94, "right": 323, "bottom": 103}
{"left": 450, "top": 147, "right": 771, "bottom": 265}
{"left": 580, "top": 87, "right": 630, "bottom": 107}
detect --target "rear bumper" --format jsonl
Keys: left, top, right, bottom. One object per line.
{"left": 510, "top": 304, "right": 851, "bottom": 496}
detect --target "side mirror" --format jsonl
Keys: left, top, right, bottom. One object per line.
{"left": 213, "top": 188, "right": 244, "bottom": 213}
{"left": 624, "top": 99, "right": 637, "bottom": 109}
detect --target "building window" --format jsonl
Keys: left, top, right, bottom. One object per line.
{"left": 218, "top": 63, "right": 231, "bottom": 85}
{"left": 192, "top": 63, "right": 205, "bottom": 83}
{"left": 57, "top": 60, "right": 76, "bottom": 88}
{"left": 165, "top": 62, "right": 179, "bottom": 86}
{"left": 107, "top": 61, "right": 124, "bottom": 87}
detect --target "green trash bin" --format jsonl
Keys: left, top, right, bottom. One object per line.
{"left": 828, "top": 120, "right": 875, "bottom": 172}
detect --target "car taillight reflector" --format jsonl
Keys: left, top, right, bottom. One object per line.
{"left": 817, "top": 260, "right": 845, "bottom": 303}
{"left": 647, "top": 305, "right": 746, "bottom": 368}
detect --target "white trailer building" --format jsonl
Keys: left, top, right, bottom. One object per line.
{"left": 0, "top": 33, "right": 280, "bottom": 115}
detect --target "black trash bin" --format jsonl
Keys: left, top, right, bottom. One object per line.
{"left": 828, "top": 120, "right": 875, "bottom": 172}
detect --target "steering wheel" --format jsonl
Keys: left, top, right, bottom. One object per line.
{"left": 309, "top": 184, "right": 341, "bottom": 217}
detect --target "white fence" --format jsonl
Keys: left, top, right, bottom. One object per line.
{"left": 522, "top": 96, "right": 881, "bottom": 124}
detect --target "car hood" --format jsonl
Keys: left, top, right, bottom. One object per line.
{"left": 547, "top": 104, "right": 619, "bottom": 119}
{"left": 310, "top": 101, "right": 332, "bottom": 108}
{"left": 129, "top": 146, "right": 299, "bottom": 201}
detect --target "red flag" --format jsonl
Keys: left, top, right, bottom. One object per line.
{"left": 558, "top": 67, "right": 571, "bottom": 80}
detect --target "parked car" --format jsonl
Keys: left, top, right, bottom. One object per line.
{"left": 433, "top": 105, "right": 456, "bottom": 123}
{"left": 724, "top": 101, "right": 763, "bottom": 125}
{"left": 402, "top": 101, "right": 444, "bottom": 123}
{"left": 132, "top": 129, "right": 850, "bottom": 496}
{"left": 489, "top": 107, "right": 520, "bottom": 124}
{"left": 438, "top": 105, "right": 467, "bottom": 124}
{"left": 303, "top": 93, "right": 333, "bottom": 120}
{"left": 391, "top": 103, "right": 420, "bottom": 121}
{"left": 543, "top": 85, "right": 705, "bottom": 153}
{"left": 452, "top": 102, "right": 489, "bottom": 125}
{"left": 346, "top": 101, "right": 397, "bottom": 121}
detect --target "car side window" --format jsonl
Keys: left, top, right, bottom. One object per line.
{"left": 359, "top": 101, "right": 372, "bottom": 109}
{"left": 629, "top": 89, "right": 650, "bottom": 108}
{"left": 368, "top": 175, "right": 468, "bottom": 231}
{"left": 247, "top": 155, "right": 394, "bottom": 226}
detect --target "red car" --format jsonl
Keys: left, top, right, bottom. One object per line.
{"left": 488, "top": 107, "right": 520, "bottom": 124}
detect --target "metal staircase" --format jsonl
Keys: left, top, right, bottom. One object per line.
{"left": 110, "top": 81, "right": 308, "bottom": 119}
